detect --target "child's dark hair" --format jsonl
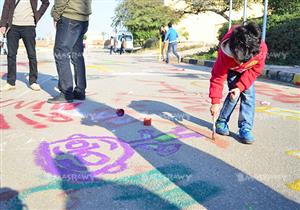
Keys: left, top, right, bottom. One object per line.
{"left": 168, "top": 22, "right": 172, "bottom": 28}
{"left": 229, "top": 22, "right": 262, "bottom": 63}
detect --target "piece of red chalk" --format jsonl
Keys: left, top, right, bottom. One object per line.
{"left": 116, "top": 109, "right": 125, "bottom": 117}
{"left": 144, "top": 118, "right": 152, "bottom": 126}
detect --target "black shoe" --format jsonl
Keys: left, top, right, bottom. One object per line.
{"left": 47, "top": 93, "right": 73, "bottom": 104}
{"left": 73, "top": 91, "right": 86, "bottom": 100}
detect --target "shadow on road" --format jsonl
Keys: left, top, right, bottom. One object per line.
{"left": 58, "top": 98, "right": 300, "bottom": 209}
{"left": 1, "top": 72, "right": 59, "bottom": 97}
{"left": 0, "top": 187, "right": 27, "bottom": 210}
{"left": 3, "top": 67, "right": 298, "bottom": 209}
{"left": 53, "top": 152, "right": 180, "bottom": 209}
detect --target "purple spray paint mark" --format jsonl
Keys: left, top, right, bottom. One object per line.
{"left": 34, "top": 134, "right": 134, "bottom": 179}
{"left": 129, "top": 126, "right": 202, "bottom": 156}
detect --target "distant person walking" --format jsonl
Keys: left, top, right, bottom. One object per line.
{"left": 160, "top": 25, "right": 167, "bottom": 61}
{"left": 113, "top": 36, "right": 117, "bottom": 53}
{"left": 0, "top": 0, "right": 50, "bottom": 92}
{"left": 48, "top": 0, "right": 92, "bottom": 104}
{"left": 120, "top": 33, "right": 125, "bottom": 55}
{"left": 164, "top": 22, "right": 180, "bottom": 64}
{"left": 109, "top": 36, "right": 114, "bottom": 55}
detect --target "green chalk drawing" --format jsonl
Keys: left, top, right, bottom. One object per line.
{"left": 154, "top": 134, "right": 177, "bottom": 142}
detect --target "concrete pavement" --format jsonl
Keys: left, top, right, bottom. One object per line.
{"left": 0, "top": 49, "right": 299, "bottom": 210}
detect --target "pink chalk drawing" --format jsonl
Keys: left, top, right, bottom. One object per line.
{"left": 35, "top": 134, "right": 134, "bottom": 178}
{"left": 0, "top": 99, "right": 82, "bottom": 130}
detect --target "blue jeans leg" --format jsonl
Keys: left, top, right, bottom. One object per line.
{"left": 217, "top": 71, "right": 241, "bottom": 125}
{"left": 166, "top": 43, "right": 171, "bottom": 63}
{"left": 172, "top": 42, "right": 179, "bottom": 59}
{"left": 166, "top": 42, "right": 179, "bottom": 63}
{"left": 238, "top": 84, "right": 255, "bottom": 131}
{"left": 54, "top": 16, "right": 89, "bottom": 98}
{"left": 217, "top": 93, "right": 240, "bottom": 125}
{"left": 217, "top": 71, "right": 255, "bottom": 131}
{"left": 71, "top": 24, "right": 88, "bottom": 95}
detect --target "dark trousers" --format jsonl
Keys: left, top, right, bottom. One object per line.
{"left": 7, "top": 25, "right": 37, "bottom": 85}
{"left": 120, "top": 44, "right": 124, "bottom": 55}
{"left": 110, "top": 46, "right": 114, "bottom": 54}
{"left": 54, "top": 16, "right": 89, "bottom": 99}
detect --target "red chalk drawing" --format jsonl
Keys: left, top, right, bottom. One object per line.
{"left": 133, "top": 80, "right": 210, "bottom": 112}
{"left": 51, "top": 102, "right": 82, "bottom": 111}
{"left": 0, "top": 99, "right": 82, "bottom": 130}
{"left": 0, "top": 114, "right": 10, "bottom": 129}
{"left": 16, "top": 114, "right": 47, "bottom": 129}
{"left": 255, "top": 83, "right": 300, "bottom": 104}
{"left": 0, "top": 100, "right": 40, "bottom": 109}
{"left": 34, "top": 112, "right": 73, "bottom": 123}
{"left": 0, "top": 72, "right": 7, "bottom": 78}
{"left": 168, "top": 68, "right": 185, "bottom": 72}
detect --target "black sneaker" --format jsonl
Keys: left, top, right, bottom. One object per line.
{"left": 47, "top": 93, "right": 74, "bottom": 104}
{"left": 73, "top": 91, "right": 86, "bottom": 101}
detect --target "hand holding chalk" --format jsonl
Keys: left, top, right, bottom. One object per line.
{"left": 210, "top": 104, "right": 220, "bottom": 116}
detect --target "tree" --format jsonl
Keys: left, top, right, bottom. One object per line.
{"left": 112, "top": 0, "right": 180, "bottom": 46}
{"left": 269, "top": 0, "right": 300, "bottom": 15}
{"left": 179, "top": 0, "right": 261, "bottom": 20}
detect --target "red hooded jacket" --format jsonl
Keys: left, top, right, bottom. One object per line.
{"left": 209, "top": 26, "right": 268, "bottom": 104}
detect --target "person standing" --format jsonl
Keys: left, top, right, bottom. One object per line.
{"left": 120, "top": 33, "right": 125, "bottom": 55}
{"left": 109, "top": 36, "right": 114, "bottom": 55}
{"left": 164, "top": 22, "right": 180, "bottom": 64}
{"left": 47, "top": 0, "right": 92, "bottom": 104}
{"left": 160, "top": 25, "right": 166, "bottom": 61}
{"left": 113, "top": 35, "right": 117, "bottom": 53}
{"left": 0, "top": 0, "right": 50, "bottom": 92}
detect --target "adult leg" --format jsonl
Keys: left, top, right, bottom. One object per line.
{"left": 21, "top": 26, "right": 38, "bottom": 85}
{"left": 166, "top": 43, "right": 171, "bottom": 63}
{"left": 6, "top": 26, "right": 20, "bottom": 86}
{"left": 71, "top": 21, "right": 89, "bottom": 99}
{"left": 172, "top": 42, "right": 180, "bottom": 60}
{"left": 53, "top": 17, "right": 82, "bottom": 99}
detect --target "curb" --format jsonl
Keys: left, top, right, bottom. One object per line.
{"left": 182, "top": 58, "right": 300, "bottom": 86}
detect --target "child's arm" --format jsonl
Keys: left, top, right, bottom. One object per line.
{"left": 235, "top": 43, "right": 268, "bottom": 92}
{"left": 164, "top": 30, "right": 170, "bottom": 43}
{"left": 209, "top": 50, "right": 232, "bottom": 104}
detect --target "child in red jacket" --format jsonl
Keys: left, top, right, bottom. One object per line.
{"left": 209, "top": 22, "right": 268, "bottom": 144}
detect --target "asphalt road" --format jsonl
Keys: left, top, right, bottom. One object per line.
{"left": 0, "top": 49, "right": 299, "bottom": 210}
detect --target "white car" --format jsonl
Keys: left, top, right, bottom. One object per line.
{"left": 116, "top": 31, "right": 134, "bottom": 53}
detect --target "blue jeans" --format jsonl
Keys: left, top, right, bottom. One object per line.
{"left": 54, "top": 16, "right": 89, "bottom": 99}
{"left": 166, "top": 42, "right": 179, "bottom": 63}
{"left": 217, "top": 71, "right": 255, "bottom": 131}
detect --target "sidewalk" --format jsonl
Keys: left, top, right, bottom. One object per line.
{"left": 182, "top": 57, "right": 300, "bottom": 86}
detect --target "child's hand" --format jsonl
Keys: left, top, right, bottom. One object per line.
{"left": 210, "top": 104, "right": 220, "bottom": 116}
{"left": 0, "top": 27, "right": 6, "bottom": 34}
{"left": 229, "top": 88, "right": 240, "bottom": 101}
